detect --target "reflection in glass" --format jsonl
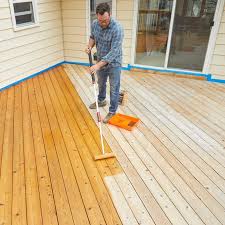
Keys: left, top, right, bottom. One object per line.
{"left": 168, "top": 0, "right": 217, "bottom": 71}
{"left": 135, "top": 0, "right": 173, "bottom": 67}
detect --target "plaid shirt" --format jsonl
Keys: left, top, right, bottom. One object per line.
{"left": 90, "top": 18, "right": 124, "bottom": 67}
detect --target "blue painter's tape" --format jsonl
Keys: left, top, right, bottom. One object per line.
{"left": 0, "top": 61, "right": 64, "bottom": 92}
{"left": 121, "top": 66, "right": 130, "bottom": 70}
{"left": 207, "top": 75, "right": 225, "bottom": 84}
{"left": 1, "top": 61, "right": 224, "bottom": 92}
{"left": 128, "top": 64, "right": 210, "bottom": 78}
{"left": 129, "top": 64, "right": 225, "bottom": 84}
{"left": 64, "top": 61, "right": 90, "bottom": 67}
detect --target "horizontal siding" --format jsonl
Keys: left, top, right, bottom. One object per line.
{"left": 117, "top": 0, "right": 134, "bottom": 65}
{"left": 0, "top": 7, "right": 10, "bottom": 19}
{"left": 210, "top": 5, "right": 225, "bottom": 78}
{"left": 0, "top": 27, "right": 62, "bottom": 52}
{"left": 212, "top": 55, "right": 225, "bottom": 65}
{"left": 0, "top": 20, "right": 62, "bottom": 41}
{"left": 210, "top": 65, "right": 225, "bottom": 77}
{"left": 64, "top": 34, "right": 86, "bottom": 43}
{"left": 216, "top": 33, "right": 225, "bottom": 44}
{"left": 62, "top": 4, "right": 88, "bottom": 54}
{"left": 0, "top": 36, "right": 62, "bottom": 63}
{"left": 116, "top": 0, "right": 134, "bottom": 10}
{"left": 63, "top": 18, "right": 86, "bottom": 26}
{"left": 1, "top": 53, "right": 63, "bottom": 89}
{"left": 0, "top": 18, "right": 11, "bottom": 31}
{"left": 38, "top": 2, "right": 61, "bottom": 13}
{"left": 0, "top": 0, "right": 64, "bottom": 89}
{"left": 62, "top": 0, "right": 86, "bottom": 62}
{"left": 62, "top": 1, "right": 86, "bottom": 10}
{"left": 0, "top": 1, "right": 9, "bottom": 7}
{"left": 62, "top": 10, "right": 86, "bottom": 19}
{"left": 214, "top": 44, "right": 225, "bottom": 55}
{"left": 0, "top": 43, "right": 63, "bottom": 73}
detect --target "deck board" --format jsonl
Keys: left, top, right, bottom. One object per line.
{"left": 22, "top": 81, "right": 42, "bottom": 225}
{"left": 12, "top": 85, "right": 27, "bottom": 225}
{"left": 1, "top": 64, "right": 225, "bottom": 225}
{"left": 27, "top": 78, "right": 59, "bottom": 225}
{"left": 0, "top": 91, "right": 7, "bottom": 177}
{"left": 0, "top": 88, "right": 14, "bottom": 225}
{"left": 33, "top": 76, "right": 76, "bottom": 225}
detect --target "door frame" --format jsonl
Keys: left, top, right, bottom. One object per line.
{"left": 164, "top": 0, "right": 177, "bottom": 68}
{"left": 131, "top": 0, "right": 224, "bottom": 74}
{"left": 203, "top": 0, "right": 225, "bottom": 74}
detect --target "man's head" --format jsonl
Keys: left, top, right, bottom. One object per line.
{"left": 96, "top": 3, "right": 111, "bottom": 28}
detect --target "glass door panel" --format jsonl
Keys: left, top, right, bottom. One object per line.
{"left": 135, "top": 0, "right": 174, "bottom": 67}
{"left": 168, "top": 0, "right": 218, "bottom": 71}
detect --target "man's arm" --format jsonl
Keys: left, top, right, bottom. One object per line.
{"left": 85, "top": 37, "right": 107, "bottom": 74}
{"left": 89, "top": 25, "right": 123, "bottom": 73}
{"left": 89, "top": 60, "right": 108, "bottom": 74}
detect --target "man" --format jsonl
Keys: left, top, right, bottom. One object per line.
{"left": 85, "top": 2, "right": 124, "bottom": 123}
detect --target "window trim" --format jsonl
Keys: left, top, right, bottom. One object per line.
{"left": 9, "top": 0, "right": 39, "bottom": 31}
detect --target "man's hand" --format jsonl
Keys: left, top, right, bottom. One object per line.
{"left": 85, "top": 38, "right": 95, "bottom": 54}
{"left": 88, "top": 60, "right": 108, "bottom": 74}
{"left": 85, "top": 45, "right": 92, "bottom": 54}
{"left": 89, "top": 64, "right": 101, "bottom": 74}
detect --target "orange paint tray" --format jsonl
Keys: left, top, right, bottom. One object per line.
{"left": 108, "top": 113, "right": 140, "bottom": 131}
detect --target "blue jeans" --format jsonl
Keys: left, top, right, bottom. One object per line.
{"left": 97, "top": 66, "right": 121, "bottom": 114}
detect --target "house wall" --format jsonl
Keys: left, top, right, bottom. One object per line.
{"left": 61, "top": 0, "right": 134, "bottom": 66}
{"left": 62, "top": 0, "right": 225, "bottom": 80}
{"left": 210, "top": 5, "right": 225, "bottom": 79}
{"left": 62, "top": 0, "right": 87, "bottom": 63}
{"left": 116, "top": 0, "right": 134, "bottom": 66}
{"left": 0, "top": 0, "right": 64, "bottom": 89}
{"left": 1, "top": 0, "right": 225, "bottom": 90}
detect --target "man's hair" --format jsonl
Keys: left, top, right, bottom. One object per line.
{"left": 96, "top": 3, "right": 110, "bottom": 15}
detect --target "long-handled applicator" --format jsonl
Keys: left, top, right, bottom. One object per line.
{"left": 88, "top": 52, "right": 115, "bottom": 160}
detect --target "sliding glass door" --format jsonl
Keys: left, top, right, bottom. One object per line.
{"left": 135, "top": 0, "right": 218, "bottom": 72}
{"left": 168, "top": 0, "right": 218, "bottom": 71}
{"left": 135, "top": 0, "right": 174, "bottom": 67}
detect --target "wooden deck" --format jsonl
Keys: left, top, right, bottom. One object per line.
{"left": 1, "top": 65, "right": 225, "bottom": 225}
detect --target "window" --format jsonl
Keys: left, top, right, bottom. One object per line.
{"left": 9, "top": 0, "right": 39, "bottom": 31}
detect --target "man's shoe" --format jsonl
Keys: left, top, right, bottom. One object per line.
{"left": 103, "top": 112, "right": 115, "bottom": 124}
{"left": 89, "top": 100, "right": 107, "bottom": 109}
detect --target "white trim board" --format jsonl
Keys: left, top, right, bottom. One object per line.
{"left": 203, "top": 0, "right": 225, "bottom": 74}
